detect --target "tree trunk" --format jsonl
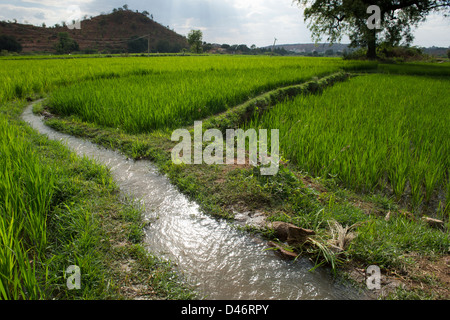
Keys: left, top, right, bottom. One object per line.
{"left": 366, "top": 29, "right": 377, "bottom": 60}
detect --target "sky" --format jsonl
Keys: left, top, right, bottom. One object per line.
{"left": 0, "top": 0, "right": 449, "bottom": 48}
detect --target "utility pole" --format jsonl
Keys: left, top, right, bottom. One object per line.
{"left": 272, "top": 38, "right": 277, "bottom": 53}
{"left": 147, "top": 35, "right": 150, "bottom": 57}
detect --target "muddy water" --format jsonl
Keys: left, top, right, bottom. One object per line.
{"left": 22, "top": 102, "right": 365, "bottom": 300}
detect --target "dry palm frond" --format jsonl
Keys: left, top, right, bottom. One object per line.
{"left": 327, "top": 219, "right": 362, "bottom": 252}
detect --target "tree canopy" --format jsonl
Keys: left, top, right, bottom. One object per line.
{"left": 54, "top": 32, "right": 79, "bottom": 54}
{"left": 0, "top": 35, "right": 22, "bottom": 52}
{"left": 127, "top": 36, "right": 148, "bottom": 53}
{"left": 296, "top": 0, "right": 450, "bottom": 59}
{"left": 187, "top": 30, "right": 203, "bottom": 54}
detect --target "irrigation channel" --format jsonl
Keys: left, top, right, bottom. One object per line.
{"left": 23, "top": 101, "right": 367, "bottom": 300}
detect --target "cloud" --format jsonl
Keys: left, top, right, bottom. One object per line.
{"left": 33, "top": 11, "right": 46, "bottom": 20}
{"left": 163, "top": 0, "right": 311, "bottom": 46}
{"left": 0, "top": 2, "right": 93, "bottom": 25}
{"left": 412, "top": 12, "right": 450, "bottom": 47}
{"left": 21, "top": 0, "right": 93, "bottom": 5}
{"left": 0, "top": 4, "right": 49, "bottom": 24}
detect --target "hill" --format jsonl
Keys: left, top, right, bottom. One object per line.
{"left": 0, "top": 10, "right": 188, "bottom": 54}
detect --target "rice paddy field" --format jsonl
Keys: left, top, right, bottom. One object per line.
{"left": 1, "top": 54, "right": 449, "bottom": 300}
{"left": 0, "top": 56, "right": 373, "bottom": 104}
{"left": 249, "top": 73, "right": 450, "bottom": 211}
{"left": 43, "top": 57, "right": 449, "bottom": 212}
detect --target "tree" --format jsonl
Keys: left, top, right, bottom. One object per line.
{"left": 202, "top": 42, "right": 213, "bottom": 52}
{"left": 54, "top": 32, "right": 79, "bottom": 54}
{"left": 296, "top": 0, "right": 450, "bottom": 59}
{"left": 230, "top": 44, "right": 239, "bottom": 53}
{"left": 156, "top": 40, "right": 170, "bottom": 53}
{"left": 187, "top": 30, "right": 203, "bottom": 54}
{"left": 325, "top": 49, "right": 334, "bottom": 56}
{"left": 236, "top": 44, "right": 251, "bottom": 53}
{"left": 127, "top": 36, "right": 148, "bottom": 53}
{"left": 0, "top": 35, "right": 22, "bottom": 52}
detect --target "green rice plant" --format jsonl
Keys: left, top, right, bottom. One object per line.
{"left": 249, "top": 73, "right": 450, "bottom": 210}
{"left": 441, "top": 179, "right": 450, "bottom": 219}
{"left": 45, "top": 57, "right": 375, "bottom": 133}
{"left": 388, "top": 149, "right": 409, "bottom": 201}
{"left": 378, "top": 62, "right": 450, "bottom": 77}
{"left": 0, "top": 116, "right": 55, "bottom": 299}
{"left": 0, "top": 216, "right": 41, "bottom": 299}
{"left": 0, "top": 56, "right": 375, "bottom": 103}
{"left": 409, "top": 162, "right": 425, "bottom": 210}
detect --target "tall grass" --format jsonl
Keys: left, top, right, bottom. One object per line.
{"left": 249, "top": 74, "right": 450, "bottom": 211}
{"left": 0, "top": 116, "right": 55, "bottom": 299}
